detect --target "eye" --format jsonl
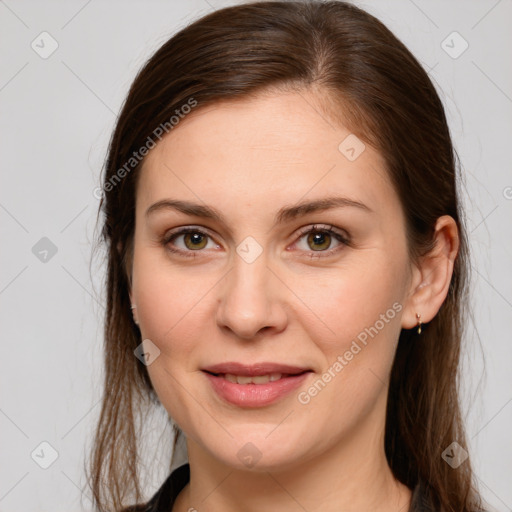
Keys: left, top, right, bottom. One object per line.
{"left": 161, "top": 224, "right": 350, "bottom": 259}
{"left": 291, "top": 224, "right": 350, "bottom": 258}
{"left": 162, "top": 227, "right": 220, "bottom": 258}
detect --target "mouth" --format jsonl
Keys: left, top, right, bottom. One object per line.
{"left": 201, "top": 362, "right": 313, "bottom": 407}
{"left": 203, "top": 371, "right": 308, "bottom": 385}
{"left": 201, "top": 361, "right": 311, "bottom": 376}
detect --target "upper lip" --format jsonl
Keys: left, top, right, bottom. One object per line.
{"left": 202, "top": 362, "right": 311, "bottom": 376}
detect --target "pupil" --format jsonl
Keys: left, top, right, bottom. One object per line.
{"left": 185, "top": 232, "right": 206, "bottom": 250}
{"left": 309, "top": 231, "right": 330, "bottom": 250}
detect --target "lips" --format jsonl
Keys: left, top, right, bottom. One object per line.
{"left": 201, "top": 361, "right": 310, "bottom": 376}
{"left": 201, "top": 362, "right": 312, "bottom": 407}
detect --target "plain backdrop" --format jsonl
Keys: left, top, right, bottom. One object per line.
{"left": 1, "top": 1, "right": 511, "bottom": 511}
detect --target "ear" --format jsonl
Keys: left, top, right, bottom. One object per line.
{"left": 401, "top": 215, "right": 460, "bottom": 329}
{"left": 118, "top": 240, "right": 137, "bottom": 323}
{"left": 129, "top": 288, "right": 139, "bottom": 325}
{"left": 117, "top": 238, "right": 135, "bottom": 292}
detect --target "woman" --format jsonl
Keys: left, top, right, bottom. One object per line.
{"left": 87, "top": 1, "right": 485, "bottom": 511}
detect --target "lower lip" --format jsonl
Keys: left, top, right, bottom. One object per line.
{"left": 203, "top": 372, "right": 311, "bottom": 407}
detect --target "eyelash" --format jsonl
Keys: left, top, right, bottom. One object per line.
{"left": 161, "top": 224, "right": 350, "bottom": 259}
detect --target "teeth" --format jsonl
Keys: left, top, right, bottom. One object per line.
{"left": 223, "top": 373, "right": 283, "bottom": 384}
{"left": 253, "top": 375, "right": 271, "bottom": 384}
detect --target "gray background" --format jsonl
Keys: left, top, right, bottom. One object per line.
{"left": 1, "top": 0, "right": 511, "bottom": 510}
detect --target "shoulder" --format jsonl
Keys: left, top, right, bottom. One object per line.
{"left": 409, "top": 478, "right": 437, "bottom": 512}
{"left": 409, "top": 478, "right": 490, "bottom": 512}
{"left": 119, "top": 500, "right": 154, "bottom": 512}
{"left": 119, "top": 463, "right": 190, "bottom": 512}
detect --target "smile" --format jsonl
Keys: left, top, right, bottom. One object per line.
{"left": 219, "top": 373, "right": 284, "bottom": 384}
{"left": 202, "top": 370, "right": 311, "bottom": 407}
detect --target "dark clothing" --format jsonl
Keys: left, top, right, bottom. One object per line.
{"left": 123, "top": 463, "right": 437, "bottom": 511}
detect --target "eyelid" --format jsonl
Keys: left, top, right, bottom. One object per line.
{"left": 288, "top": 223, "right": 350, "bottom": 258}
{"left": 161, "top": 223, "right": 350, "bottom": 258}
{"left": 163, "top": 225, "right": 217, "bottom": 241}
{"left": 292, "top": 224, "right": 350, "bottom": 244}
{"left": 162, "top": 225, "right": 222, "bottom": 254}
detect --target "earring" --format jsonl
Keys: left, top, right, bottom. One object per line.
{"left": 416, "top": 313, "right": 422, "bottom": 334}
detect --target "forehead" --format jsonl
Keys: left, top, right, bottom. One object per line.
{"left": 136, "top": 90, "right": 396, "bottom": 221}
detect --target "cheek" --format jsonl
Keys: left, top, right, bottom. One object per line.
{"left": 302, "top": 258, "right": 403, "bottom": 334}
{"left": 132, "top": 247, "right": 209, "bottom": 350}
{"left": 131, "top": 254, "right": 208, "bottom": 429}
{"left": 290, "top": 266, "right": 404, "bottom": 440}
{"left": 294, "top": 254, "right": 406, "bottom": 382}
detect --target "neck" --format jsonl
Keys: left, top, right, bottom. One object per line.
{"left": 173, "top": 397, "right": 411, "bottom": 512}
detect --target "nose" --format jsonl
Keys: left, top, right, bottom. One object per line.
{"left": 215, "top": 253, "right": 288, "bottom": 340}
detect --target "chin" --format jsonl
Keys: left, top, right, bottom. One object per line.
{"left": 200, "top": 428, "right": 312, "bottom": 474}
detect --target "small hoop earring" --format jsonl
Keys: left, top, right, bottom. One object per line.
{"left": 416, "top": 313, "right": 422, "bottom": 334}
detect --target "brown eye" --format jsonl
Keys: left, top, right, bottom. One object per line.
{"left": 293, "top": 224, "right": 350, "bottom": 258}
{"left": 306, "top": 231, "right": 332, "bottom": 251}
{"left": 182, "top": 232, "right": 208, "bottom": 250}
{"left": 162, "top": 228, "right": 219, "bottom": 258}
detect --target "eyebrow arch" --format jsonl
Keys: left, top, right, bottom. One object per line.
{"left": 145, "top": 196, "right": 372, "bottom": 225}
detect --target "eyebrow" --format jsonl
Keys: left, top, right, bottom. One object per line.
{"left": 145, "top": 196, "right": 372, "bottom": 225}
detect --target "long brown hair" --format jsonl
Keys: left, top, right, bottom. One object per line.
{"left": 87, "top": 1, "right": 482, "bottom": 510}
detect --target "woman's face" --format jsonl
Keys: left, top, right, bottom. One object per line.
{"left": 130, "top": 89, "right": 414, "bottom": 471}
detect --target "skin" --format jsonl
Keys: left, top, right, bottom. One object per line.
{"left": 129, "top": 89, "right": 459, "bottom": 512}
